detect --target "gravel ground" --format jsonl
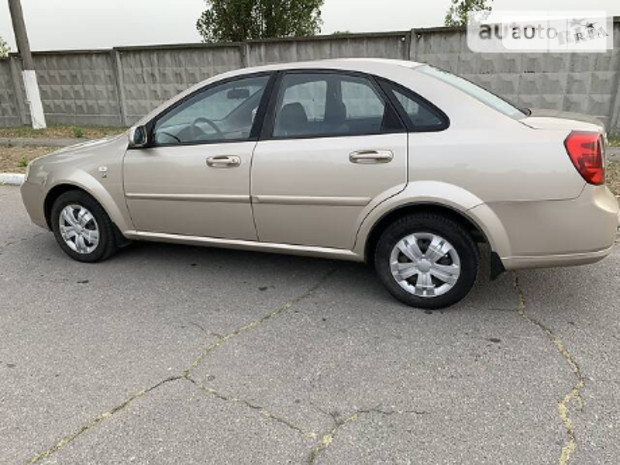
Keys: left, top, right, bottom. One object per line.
{"left": 0, "top": 146, "right": 55, "bottom": 173}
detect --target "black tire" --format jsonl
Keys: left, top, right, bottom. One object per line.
{"left": 374, "top": 213, "right": 479, "bottom": 309}
{"left": 51, "top": 190, "right": 118, "bottom": 263}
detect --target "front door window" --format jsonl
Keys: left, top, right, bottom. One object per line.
{"left": 153, "top": 75, "right": 270, "bottom": 145}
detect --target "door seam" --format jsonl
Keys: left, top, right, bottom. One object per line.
{"left": 249, "top": 140, "right": 261, "bottom": 241}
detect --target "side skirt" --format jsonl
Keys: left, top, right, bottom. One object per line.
{"left": 123, "top": 230, "right": 364, "bottom": 262}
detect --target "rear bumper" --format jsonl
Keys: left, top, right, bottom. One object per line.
{"left": 483, "top": 185, "right": 619, "bottom": 271}
{"left": 501, "top": 244, "right": 615, "bottom": 270}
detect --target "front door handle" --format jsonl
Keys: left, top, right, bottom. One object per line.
{"left": 207, "top": 155, "right": 241, "bottom": 168}
{"left": 349, "top": 150, "right": 393, "bottom": 164}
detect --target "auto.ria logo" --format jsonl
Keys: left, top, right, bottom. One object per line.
{"left": 467, "top": 11, "right": 614, "bottom": 53}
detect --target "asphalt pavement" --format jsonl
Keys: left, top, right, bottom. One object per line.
{"left": 0, "top": 185, "right": 618, "bottom": 465}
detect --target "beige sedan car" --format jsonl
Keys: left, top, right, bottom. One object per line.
{"left": 21, "top": 59, "right": 619, "bottom": 308}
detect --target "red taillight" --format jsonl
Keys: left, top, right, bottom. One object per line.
{"left": 564, "top": 131, "right": 605, "bottom": 185}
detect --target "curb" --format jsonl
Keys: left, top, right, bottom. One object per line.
{"left": 0, "top": 173, "right": 25, "bottom": 186}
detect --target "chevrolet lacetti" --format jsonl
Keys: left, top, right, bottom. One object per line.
{"left": 21, "top": 59, "right": 620, "bottom": 309}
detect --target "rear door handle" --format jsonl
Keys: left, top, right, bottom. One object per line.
{"left": 349, "top": 150, "right": 393, "bottom": 164}
{"left": 207, "top": 155, "right": 241, "bottom": 168}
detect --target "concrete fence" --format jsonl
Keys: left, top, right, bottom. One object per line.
{"left": 1, "top": 20, "right": 619, "bottom": 133}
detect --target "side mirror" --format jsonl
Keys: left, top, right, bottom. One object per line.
{"left": 128, "top": 125, "right": 148, "bottom": 148}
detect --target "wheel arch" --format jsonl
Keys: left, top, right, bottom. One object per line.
{"left": 44, "top": 183, "right": 82, "bottom": 229}
{"left": 362, "top": 202, "right": 508, "bottom": 279}
{"left": 43, "top": 181, "right": 131, "bottom": 246}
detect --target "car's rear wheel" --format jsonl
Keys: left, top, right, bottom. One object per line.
{"left": 51, "top": 190, "right": 118, "bottom": 263}
{"left": 374, "top": 213, "right": 478, "bottom": 309}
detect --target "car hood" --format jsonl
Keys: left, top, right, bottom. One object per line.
{"left": 521, "top": 109, "right": 605, "bottom": 133}
{"left": 26, "top": 133, "right": 130, "bottom": 191}
{"left": 32, "top": 134, "right": 127, "bottom": 165}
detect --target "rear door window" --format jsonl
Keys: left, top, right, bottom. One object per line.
{"left": 271, "top": 72, "right": 403, "bottom": 139}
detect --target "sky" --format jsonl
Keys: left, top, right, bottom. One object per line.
{"left": 0, "top": 0, "right": 619, "bottom": 51}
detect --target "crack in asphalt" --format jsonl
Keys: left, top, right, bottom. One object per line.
{"left": 186, "top": 376, "right": 317, "bottom": 440}
{"left": 308, "top": 407, "right": 428, "bottom": 464}
{"left": 26, "top": 269, "right": 335, "bottom": 464}
{"left": 189, "top": 321, "right": 224, "bottom": 341}
{"left": 183, "top": 269, "right": 336, "bottom": 378}
{"left": 26, "top": 376, "right": 182, "bottom": 464}
{"left": 513, "top": 272, "right": 585, "bottom": 465}
{"left": 308, "top": 412, "right": 358, "bottom": 464}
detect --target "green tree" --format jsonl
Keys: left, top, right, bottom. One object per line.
{"left": 444, "top": 0, "right": 492, "bottom": 27}
{"left": 196, "top": 0, "right": 323, "bottom": 43}
{"left": 0, "top": 36, "right": 10, "bottom": 58}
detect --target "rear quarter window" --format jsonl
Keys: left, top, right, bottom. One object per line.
{"left": 380, "top": 80, "right": 449, "bottom": 132}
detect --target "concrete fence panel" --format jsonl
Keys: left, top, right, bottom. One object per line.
{"left": 0, "top": 20, "right": 619, "bottom": 133}
{"left": 117, "top": 44, "right": 243, "bottom": 125}
{"left": 246, "top": 32, "right": 409, "bottom": 66}
{"left": 412, "top": 21, "right": 620, "bottom": 132}
{"left": 24, "top": 51, "right": 121, "bottom": 127}
{"left": 0, "top": 59, "right": 23, "bottom": 127}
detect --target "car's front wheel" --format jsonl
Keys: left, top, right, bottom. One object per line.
{"left": 51, "top": 190, "right": 118, "bottom": 263}
{"left": 374, "top": 213, "right": 479, "bottom": 309}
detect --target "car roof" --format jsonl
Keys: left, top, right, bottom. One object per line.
{"left": 225, "top": 58, "right": 426, "bottom": 77}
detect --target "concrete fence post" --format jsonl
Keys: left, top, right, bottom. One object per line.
{"left": 611, "top": 20, "right": 620, "bottom": 134}
{"left": 402, "top": 32, "right": 412, "bottom": 61}
{"left": 609, "top": 71, "right": 620, "bottom": 135}
{"left": 9, "top": 0, "right": 46, "bottom": 128}
{"left": 111, "top": 49, "right": 128, "bottom": 127}
{"left": 8, "top": 56, "right": 28, "bottom": 125}
{"left": 409, "top": 29, "right": 419, "bottom": 61}
{"left": 239, "top": 42, "right": 251, "bottom": 68}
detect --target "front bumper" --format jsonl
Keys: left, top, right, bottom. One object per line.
{"left": 21, "top": 180, "right": 48, "bottom": 230}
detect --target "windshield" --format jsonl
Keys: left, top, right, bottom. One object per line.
{"left": 418, "top": 66, "right": 527, "bottom": 119}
